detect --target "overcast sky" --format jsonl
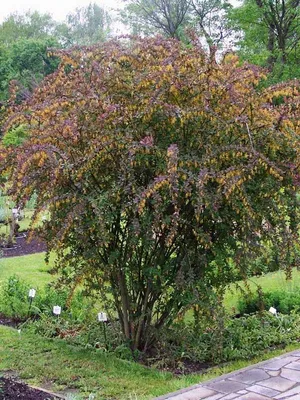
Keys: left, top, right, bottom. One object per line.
{"left": 0, "top": 0, "right": 123, "bottom": 23}
{"left": 0, "top": 0, "right": 242, "bottom": 23}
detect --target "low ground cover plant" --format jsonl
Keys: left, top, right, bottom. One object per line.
{"left": 1, "top": 275, "right": 300, "bottom": 370}
{"left": 0, "top": 275, "right": 95, "bottom": 323}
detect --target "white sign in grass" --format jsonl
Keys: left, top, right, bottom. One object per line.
{"left": 53, "top": 305, "right": 62, "bottom": 315}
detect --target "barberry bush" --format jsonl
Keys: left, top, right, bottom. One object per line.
{"left": 1, "top": 37, "right": 299, "bottom": 350}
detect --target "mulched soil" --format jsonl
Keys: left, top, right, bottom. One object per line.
{"left": 141, "top": 347, "right": 211, "bottom": 375}
{"left": 0, "top": 314, "right": 24, "bottom": 328}
{"left": 1, "top": 232, "right": 47, "bottom": 258}
{"left": 0, "top": 377, "right": 57, "bottom": 400}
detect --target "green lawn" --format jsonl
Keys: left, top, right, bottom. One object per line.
{"left": 1, "top": 324, "right": 299, "bottom": 400}
{"left": 224, "top": 268, "right": 300, "bottom": 312}
{"left": 1, "top": 251, "right": 300, "bottom": 311}
{"left": 0, "top": 325, "right": 201, "bottom": 400}
{"left": 0, "top": 252, "right": 54, "bottom": 289}
{"left": 1, "top": 254, "right": 300, "bottom": 398}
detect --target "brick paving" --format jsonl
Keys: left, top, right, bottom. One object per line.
{"left": 155, "top": 350, "right": 300, "bottom": 400}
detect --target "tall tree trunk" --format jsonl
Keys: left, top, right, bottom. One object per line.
{"left": 267, "top": 24, "right": 276, "bottom": 71}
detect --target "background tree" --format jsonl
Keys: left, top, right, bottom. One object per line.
{"left": 8, "top": 38, "right": 59, "bottom": 98}
{"left": 0, "top": 11, "right": 62, "bottom": 101}
{"left": 229, "top": 0, "right": 300, "bottom": 82}
{"left": 122, "top": 0, "right": 191, "bottom": 39}
{"left": 64, "top": 3, "right": 111, "bottom": 46}
{"left": 1, "top": 38, "right": 299, "bottom": 351}
{"left": 0, "top": 5, "right": 114, "bottom": 100}
{"left": 0, "top": 11, "right": 58, "bottom": 44}
{"left": 122, "top": 0, "right": 234, "bottom": 56}
{"left": 191, "top": 0, "right": 233, "bottom": 55}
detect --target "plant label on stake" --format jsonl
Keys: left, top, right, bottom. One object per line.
{"left": 28, "top": 288, "right": 36, "bottom": 315}
{"left": 97, "top": 312, "right": 107, "bottom": 322}
{"left": 98, "top": 312, "right": 108, "bottom": 349}
{"left": 269, "top": 307, "right": 277, "bottom": 315}
{"left": 12, "top": 208, "right": 20, "bottom": 219}
{"left": 53, "top": 306, "right": 61, "bottom": 317}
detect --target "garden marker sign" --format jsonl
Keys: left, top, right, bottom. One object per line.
{"left": 269, "top": 307, "right": 277, "bottom": 315}
{"left": 97, "top": 312, "right": 107, "bottom": 322}
{"left": 28, "top": 288, "right": 36, "bottom": 315}
{"left": 53, "top": 306, "right": 61, "bottom": 316}
{"left": 98, "top": 312, "right": 108, "bottom": 349}
{"left": 28, "top": 288, "right": 36, "bottom": 298}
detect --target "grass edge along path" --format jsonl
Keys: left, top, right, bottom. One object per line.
{"left": 1, "top": 325, "right": 300, "bottom": 400}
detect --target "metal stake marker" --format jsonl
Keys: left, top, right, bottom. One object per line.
{"left": 28, "top": 288, "right": 36, "bottom": 316}
{"left": 98, "top": 312, "right": 108, "bottom": 349}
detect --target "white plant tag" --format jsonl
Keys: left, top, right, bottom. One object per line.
{"left": 28, "top": 288, "right": 36, "bottom": 298}
{"left": 98, "top": 312, "right": 107, "bottom": 322}
{"left": 269, "top": 306, "right": 277, "bottom": 315}
{"left": 53, "top": 305, "right": 61, "bottom": 315}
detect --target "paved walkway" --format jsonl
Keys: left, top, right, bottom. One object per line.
{"left": 156, "top": 350, "right": 300, "bottom": 400}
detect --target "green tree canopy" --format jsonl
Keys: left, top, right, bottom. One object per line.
{"left": 64, "top": 3, "right": 112, "bottom": 46}
{"left": 122, "top": 0, "right": 191, "bottom": 39}
{"left": 0, "top": 5, "right": 112, "bottom": 100}
{"left": 0, "top": 11, "right": 59, "bottom": 44}
{"left": 0, "top": 11, "right": 62, "bottom": 101}
{"left": 229, "top": 0, "right": 300, "bottom": 82}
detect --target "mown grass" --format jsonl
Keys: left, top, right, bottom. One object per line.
{"left": 0, "top": 253, "right": 54, "bottom": 289}
{"left": 0, "top": 325, "right": 200, "bottom": 400}
{"left": 1, "top": 324, "right": 299, "bottom": 400}
{"left": 224, "top": 268, "right": 300, "bottom": 312}
{"left": 1, "top": 251, "right": 300, "bottom": 311}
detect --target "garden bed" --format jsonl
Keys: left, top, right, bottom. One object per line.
{"left": 2, "top": 232, "right": 47, "bottom": 258}
{"left": 0, "top": 377, "right": 57, "bottom": 400}
{"left": 0, "top": 313, "right": 24, "bottom": 328}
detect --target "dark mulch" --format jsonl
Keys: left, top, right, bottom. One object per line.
{"left": 0, "top": 314, "right": 24, "bottom": 328}
{"left": 141, "top": 348, "right": 211, "bottom": 375}
{"left": 1, "top": 233, "right": 47, "bottom": 258}
{"left": 0, "top": 377, "right": 57, "bottom": 400}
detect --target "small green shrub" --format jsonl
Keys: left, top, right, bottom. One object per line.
{"left": 0, "top": 276, "right": 97, "bottom": 324}
{"left": 0, "top": 275, "right": 30, "bottom": 318}
{"left": 238, "top": 289, "right": 300, "bottom": 315}
{"left": 156, "top": 311, "right": 300, "bottom": 366}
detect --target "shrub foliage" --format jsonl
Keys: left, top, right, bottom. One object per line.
{"left": 1, "top": 37, "right": 299, "bottom": 350}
